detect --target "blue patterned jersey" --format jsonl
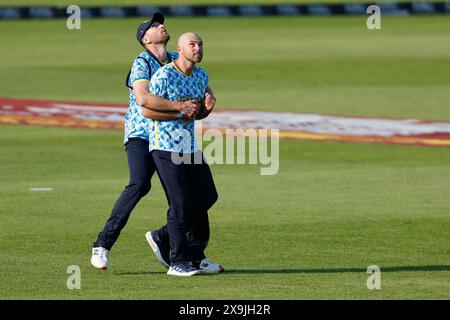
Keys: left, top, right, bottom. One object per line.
{"left": 148, "top": 62, "right": 208, "bottom": 153}
{"left": 124, "top": 51, "right": 179, "bottom": 144}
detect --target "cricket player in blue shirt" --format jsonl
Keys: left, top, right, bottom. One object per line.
{"left": 146, "top": 32, "right": 223, "bottom": 276}
{"left": 91, "top": 14, "right": 216, "bottom": 271}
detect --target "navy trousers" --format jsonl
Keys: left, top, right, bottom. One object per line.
{"left": 151, "top": 150, "right": 218, "bottom": 265}
{"left": 93, "top": 139, "right": 217, "bottom": 261}
{"left": 94, "top": 138, "right": 154, "bottom": 250}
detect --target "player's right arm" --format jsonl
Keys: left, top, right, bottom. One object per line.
{"left": 133, "top": 80, "right": 196, "bottom": 117}
{"left": 129, "top": 57, "right": 197, "bottom": 118}
{"left": 142, "top": 108, "right": 179, "bottom": 120}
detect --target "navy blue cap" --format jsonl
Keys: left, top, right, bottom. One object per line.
{"left": 136, "top": 12, "right": 165, "bottom": 45}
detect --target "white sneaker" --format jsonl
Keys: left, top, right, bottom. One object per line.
{"left": 167, "top": 263, "right": 200, "bottom": 277}
{"left": 199, "top": 258, "right": 224, "bottom": 274}
{"left": 91, "top": 247, "right": 109, "bottom": 270}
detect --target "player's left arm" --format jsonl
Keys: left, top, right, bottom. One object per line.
{"left": 205, "top": 86, "right": 216, "bottom": 110}
{"left": 196, "top": 75, "right": 216, "bottom": 120}
{"left": 196, "top": 91, "right": 215, "bottom": 120}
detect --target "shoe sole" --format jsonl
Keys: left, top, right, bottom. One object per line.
{"left": 167, "top": 269, "right": 200, "bottom": 277}
{"left": 199, "top": 267, "right": 225, "bottom": 274}
{"left": 90, "top": 259, "right": 108, "bottom": 270}
{"left": 145, "top": 231, "right": 170, "bottom": 269}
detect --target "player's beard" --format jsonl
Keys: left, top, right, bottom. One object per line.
{"left": 192, "top": 52, "right": 203, "bottom": 63}
{"left": 148, "top": 32, "right": 170, "bottom": 46}
{"left": 162, "top": 33, "right": 170, "bottom": 45}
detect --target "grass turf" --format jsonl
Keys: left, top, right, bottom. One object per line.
{"left": 0, "top": 16, "right": 449, "bottom": 120}
{"left": 0, "top": 125, "right": 449, "bottom": 299}
{"left": 0, "top": 15, "right": 449, "bottom": 299}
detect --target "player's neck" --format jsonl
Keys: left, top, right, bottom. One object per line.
{"left": 173, "top": 58, "right": 195, "bottom": 76}
{"left": 146, "top": 44, "right": 169, "bottom": 65}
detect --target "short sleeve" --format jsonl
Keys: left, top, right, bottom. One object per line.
{"left": 168, "top": 51, "right": 179, "bottom": 61}
{"left": 149, "top": 70, "right": 168, "bottom": 99}
{"left": 201, "top": 69, "right": 209, "bottom": 93}
{"left": 129, "top": 58, "right": 151, "bottom": 86}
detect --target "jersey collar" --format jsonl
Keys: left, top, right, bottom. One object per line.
{"left": 146, "top": 49, "right": 173, "bottom": 66}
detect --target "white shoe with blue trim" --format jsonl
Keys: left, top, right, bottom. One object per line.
{"left": 91, "top": 247, "right": 109, "bottom": 270}
{"left": 198, "top": 258, "right": 224, "bottom": 274}
{"left": 167, "top": 262, "right": 200, "bottom": 277}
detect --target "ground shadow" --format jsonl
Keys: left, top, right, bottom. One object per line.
{"left": 114, "top": 265, "right": 450, "bottom": 276}
{"left": 225, "top": 265, "right": 450, "bottom": 275}
{"left": 114, "top": 271, "right": 165, "bottom": 276}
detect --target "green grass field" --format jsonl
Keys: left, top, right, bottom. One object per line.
{"left": 0, "top": 14, "right": 450, "bottom": 299}
{"left": 1, "top": 16, "right": 449, "bottom": 120}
